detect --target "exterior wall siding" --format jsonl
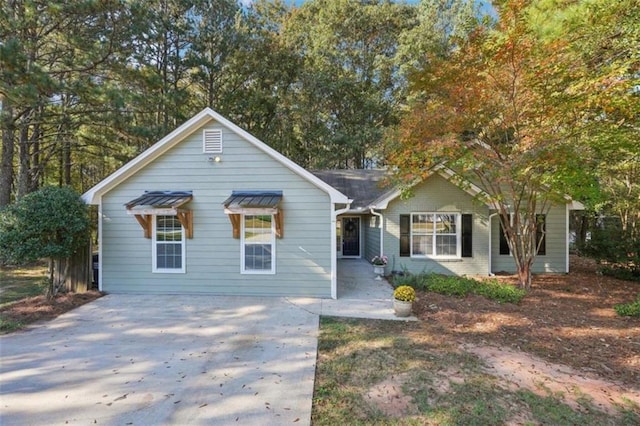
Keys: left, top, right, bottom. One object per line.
{"left": 381, "top": 175, "right": 490, "bottom": 276}
{"left": 490, "top": 204, "right": 568, "bottom": 274}
{"left": 363, "top": 214, "right": 380, "bottom": 264}
{"left": 100, "top": 120, "right": 333, "bottom": 297}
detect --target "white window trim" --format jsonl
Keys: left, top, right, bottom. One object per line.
{"left": 241, "top": 214, "right": 276, "bottom": 275}
{"left": 410, "top": 212, "right": 461, "bottom": 259}
{"left": 152, "top": 214, "right": 186, "bottom": 273}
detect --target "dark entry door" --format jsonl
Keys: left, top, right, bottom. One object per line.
{"left": 342, "top": 217, "right": 360, "bottom": 257}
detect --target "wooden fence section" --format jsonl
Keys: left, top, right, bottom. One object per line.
{"left": 54, "top": 240, "right": 92, "bottom": 293}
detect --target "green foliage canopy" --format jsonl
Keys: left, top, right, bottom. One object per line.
{"left": 0, "top": 186, "right": 90, "bottom": 264}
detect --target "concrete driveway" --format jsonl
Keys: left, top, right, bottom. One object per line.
{"left": 0, "top": 295, "right": 319, "bottom": 425}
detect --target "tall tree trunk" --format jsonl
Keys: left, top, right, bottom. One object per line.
{"left": 0, "top": 106, "right": 15, "bottom": 207}
{"left": 516, "top": 262, "right": 532, "bottom": 290}
{"left": 17, "top": 121, "right": 31, "bottom": 199}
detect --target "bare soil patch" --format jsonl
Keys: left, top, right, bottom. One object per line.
{"left": 413, "top": 256, "right": 640, "bottom": 389}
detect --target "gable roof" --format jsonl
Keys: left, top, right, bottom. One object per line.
{"left": 313, "top": 167, "right": 492, "bottom": 211}
{"left": 371, "top": 166, "right": 492, "bottom": 210}
{"left": 311, "top": 169, "right": 394, "bottom": 211}
{"left": 82, "top": 108, "right": 349, "bottom": 205}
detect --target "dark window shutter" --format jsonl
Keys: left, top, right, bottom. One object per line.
{"left": 499, "top": 215, "right": 510, "bottom": 255}
{"left": 461, "top": 214, "right": 472, "bottom": 257}
{"left": 536, "top": 214, "right": 546, "bottom": 255}
{"left": 399, "top": 215, "right": 410, "bottom": 257}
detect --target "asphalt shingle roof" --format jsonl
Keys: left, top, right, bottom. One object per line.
{"left": 312, "top": 169, "right": 393, "bottom": 210}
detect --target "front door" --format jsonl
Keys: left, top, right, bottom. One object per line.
{"left": 342, "top": 217, "right": 360, "bottom": 257}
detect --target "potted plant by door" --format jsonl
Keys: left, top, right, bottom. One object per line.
{"left": 393, "top": 285, "right": 416, "bottom": 317}
{"left": 371, "top": 255, "right": 388, "bottom": 280}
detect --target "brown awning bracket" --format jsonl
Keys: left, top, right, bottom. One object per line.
{"left": 133, "top": 214, "right": 152, "bottom": 238}
{"left": 274, "top": 210, "right": 283, "bottom": 239}
{"left": 228, "top": 213, "right": 241, "bottom": 239}
{"left": 126, "top": 191, "right": 193, "bottom": 238}
{"left": 176, "top": 209, "right": 193, "bottom": 239}
{"left": 223, "top": 191, "right": 283, "bottom": 239}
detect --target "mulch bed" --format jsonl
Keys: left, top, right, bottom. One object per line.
{"left": 0, "top": 291, "right": 103, "bottom": 330}
{"left": 413, "top": 256, "right": 640, "bottom": 388}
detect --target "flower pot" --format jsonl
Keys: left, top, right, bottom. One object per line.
{"left": 393, "top": 299, "right": 413, "bottom": 317}
{"left": 373, "top": 265, "right": 385, "bottom": 280}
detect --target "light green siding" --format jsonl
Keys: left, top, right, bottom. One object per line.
{"left": 491, "top": 205, "right": 568, "bottom": 274}
{"left": 381, "top": 175, "right": 490, "bottom": 276}
{"left": 364, "top": 214, "right": 381, "bottom": 263}
{"left": 379, "top": 174, "right": 570, "bottom": 276}
{"left": 100, "top": 119, "right": 333, "bottom": 297}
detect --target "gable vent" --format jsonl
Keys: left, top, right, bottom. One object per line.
{"left": 203, "top": 129, "right": 222, "bottom": 153}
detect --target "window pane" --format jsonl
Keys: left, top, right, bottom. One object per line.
{"left": 157, "top": 243, "right": 182, "bottom": 269}
{"left": 412, "top": 214, "right": 433, "bottom": 234}
{"left": 435, "top": 214, "right": 456, "bottom": 234}
{"left": 436, "top": 235, "right": 457, "bottom": 256}
{"left": 245, "top": 244, "right": 272, "bottom": 270}
{"left": 157, "top": 216, "right": 182, "bottom": 241}
{"left": 412, "top": 235, "right": 433, "bottom": 256}
{"left": 245, "top": 215, "right": 272, "bottom": 243}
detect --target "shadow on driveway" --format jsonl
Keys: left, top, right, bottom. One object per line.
{"left": 0, "top": 295, "right": 318, "bottom": 425}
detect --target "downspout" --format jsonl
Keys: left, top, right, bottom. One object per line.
{"left": 331, "top": 201, "right": 353, "bottom": 299}
{"left": 370, "top": 208, "right": 383, "bottom": 258}
{"left": 488, "top": 212, "right": 498, "bottom": 276}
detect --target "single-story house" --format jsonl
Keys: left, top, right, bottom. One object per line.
{"left": 83, "top": 108, "right": 584, "bottom": 299}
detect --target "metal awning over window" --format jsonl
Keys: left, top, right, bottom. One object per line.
{"left": 126, "top": 191, "right": 193, "bottom": 209}
{"left": 223, "top": 191, "right": 282, "bottom": 214}
{"left": 125, "top": 191, "right": 193, "bottom": 239}
{"left": 223, "top": 191, "right": 283, "bottom": 239}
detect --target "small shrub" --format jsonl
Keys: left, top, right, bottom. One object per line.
{"left": 390, "top": 272, "right": 419, "bottom": 289}
{"left": 614, "top": 295, "right": 640, "bottom": 317}
{"left": 475, "top": 279, "right": 527, "bottom": 304}
{"left": 426, "top": 274, "right": 473, "bottom": 296}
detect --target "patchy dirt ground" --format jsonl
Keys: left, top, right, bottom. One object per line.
{"left": 0, "top": 291, "right": 103, "bottom": 332}
{"left": 413, "top": 256, "right": 640, "bottom": 389}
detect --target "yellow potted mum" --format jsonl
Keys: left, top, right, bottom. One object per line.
{"left": 393, "top": 285, "right": 416, "bottom": 317}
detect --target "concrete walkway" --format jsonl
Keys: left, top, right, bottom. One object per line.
{"left": 290, "top": 258, "right": 416, "bottom": 321}
{"left": 0, "top": 259, "right": 414, "bottom": 426}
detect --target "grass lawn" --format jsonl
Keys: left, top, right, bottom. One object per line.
{"left": 0, "top": 263, "right": 49, "bottom": 306}
{"left": 312, "top": 316, "right": 640, "bottom": 425}
{"left": 0, "top": 263, "right": 49, "bottom": 333}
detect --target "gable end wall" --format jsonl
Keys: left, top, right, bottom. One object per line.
{"left": 100, "top": 119, "right": 333, "bottom": 297}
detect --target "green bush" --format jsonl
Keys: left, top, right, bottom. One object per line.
{"left": 391, "top": 273, "right": 526, "bottom": 304}
{"left": 475, "top": 279, "right": 527, "bottom": 304}
{"left": 600, "top": 265, "right": 640, "bottom": 282}
{"left": 614, "top": 295, "right": 640, "bottom": 317}
{"left": 426, "top": 274, "right": 474, "bottom": 296}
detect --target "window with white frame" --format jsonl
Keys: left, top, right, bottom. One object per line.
{"left": 153, "top": 215, "right": 185, "bottom": 273}
{"left": 242, "top": 214, "right": 275, "bottom": 273}
{"left": 411, "top": 213, "right": 461, "bottom": 258}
